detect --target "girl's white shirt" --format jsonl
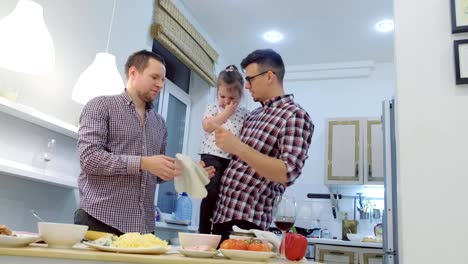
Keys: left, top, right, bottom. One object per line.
{"left": 199, "top": 103, "right": 249, "bottom": 159}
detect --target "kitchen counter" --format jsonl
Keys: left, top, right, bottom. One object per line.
{"left": 307, "top": 238, "right": 382, "bottom": 248}
{"left": 0, "top": 243, "right": 319, "bottom": 264}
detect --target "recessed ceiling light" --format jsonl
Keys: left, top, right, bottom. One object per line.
{"left": 263, "top": 31, "right": 283, "bottom": 43}
{"left": 375, "top": 19, "right": 394, "bottom": 33}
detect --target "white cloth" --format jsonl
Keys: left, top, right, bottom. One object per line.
{"left": 174, "top": 153, "right": 209, "bottom": 199}
{"left": 232, "top": 225, "right": 281, "bottom": 253}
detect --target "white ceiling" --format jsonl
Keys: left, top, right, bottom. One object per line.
{"left": 181, "top": 0, "right": 394, "bottom": 67}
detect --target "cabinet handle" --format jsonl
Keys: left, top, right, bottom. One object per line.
{"left": 355, "top": 163, "right": 359, "bottom": 176}
{"left": 368, "top": 164, "right": 372, "bottom": 177}
{"left": 329, "top": 251, "right": 345, "bottom": 255}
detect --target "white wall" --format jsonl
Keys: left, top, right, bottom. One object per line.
{"left": 0, "top": 0, "right": 155, "bottom": 125}
{"left": 393, "top": 0, "right": 468, "bottom": 263}
{"left": 0, "top": 111, "right": 79, "bottom": 232}
{"left": 0, "top": 0, "right": 155, "bottom": 232}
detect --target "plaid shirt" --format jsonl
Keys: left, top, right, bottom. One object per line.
{"left": 213, "top": 94, "right": 314, "bottom": 230}
{"left": 78, "top": 91, "right": 167, "bottom": 233}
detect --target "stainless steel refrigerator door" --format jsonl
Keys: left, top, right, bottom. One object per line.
{"left": 382, "top": 100, "right": 398, "bottom": 264}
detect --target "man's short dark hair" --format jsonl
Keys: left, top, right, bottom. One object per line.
{"left": 125, "top": 50, "right": 165, "bottom": 80}
{"left": 240, "top": 49, "right": 285, "bottom": 83}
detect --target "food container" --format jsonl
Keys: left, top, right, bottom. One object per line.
{"left": 342, "top": 220, "right": 358, "bottom": 241}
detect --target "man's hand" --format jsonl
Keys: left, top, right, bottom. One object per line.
{"left": 200, "top": 160, "right": 216, "bottom": 179}
{"left": 141, "top": 155, "right": 180, "bottom": 181}
{"left": 214, "top": 126, "right": 242, "bottom": 155}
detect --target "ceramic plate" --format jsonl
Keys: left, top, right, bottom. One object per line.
{"left": 0, "top": 234, "right": 40, "bottom": 247}
{"left": 178, "top": 248, "right": 219, "bottom": 258}
{"left": 220, "top": 249, "right": 277, "bottom": 261}
{"left": 83, "top": 241, "right": 170, "bottom": 254}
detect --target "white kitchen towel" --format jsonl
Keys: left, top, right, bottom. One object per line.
{"left": 232, "top": 225, "right": 281, "bottom": 252}
{"left": 174, "top": 153, "right": 209, "bottom": 199}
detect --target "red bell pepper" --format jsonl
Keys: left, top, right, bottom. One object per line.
{"left": 279, "top": 233, "right": 308, "bottom": 261}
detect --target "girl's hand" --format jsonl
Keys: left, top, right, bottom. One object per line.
{"left": 224, "top": 101, "right": 239, "bottom": 115}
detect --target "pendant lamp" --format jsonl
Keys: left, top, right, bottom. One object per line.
{"left": 71, "top": 0, "right": 124, "bottom": 105}
{"left": 0, "top": 0, "right": 55, "bottom": 73}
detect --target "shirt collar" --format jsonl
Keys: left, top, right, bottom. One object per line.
{"left": 121, "top": 89, "right": 154, "bottom": 110}
{"left": 261, "top": 94, "right": 294, "bottom": 108}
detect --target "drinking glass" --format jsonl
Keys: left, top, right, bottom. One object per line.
{"left": 44, "top": 139, "right": 56, "bottom": 162}
{"left": 273, "top": 195, "right": 296, "bottom": 260}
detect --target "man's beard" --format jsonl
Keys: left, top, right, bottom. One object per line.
{"left": 139, "top": 90, "right": 156, "bottom": 103}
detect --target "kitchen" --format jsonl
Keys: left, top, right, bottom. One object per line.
{"left": 0, "top": 0, "right": 466, "bottom": 264}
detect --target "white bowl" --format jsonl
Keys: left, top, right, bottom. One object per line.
{"left": 346, "top": 233, "right": 364, "bottom": 242}
{"left": 178, "top": 232, "right": 221, "bottom": 249}
{"left": 38, "top": 222, "right": 88, "bottom": 248}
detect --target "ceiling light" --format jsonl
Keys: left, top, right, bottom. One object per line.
{"left": 0, "top": 0, "right": 55, "bottom": 73}
{"left": 374, "top": 19, "right": 394, "bottom": 33}
{"left": 72, "top": 0, "right": 124, "bottom": 105}
{"left": 263, "top": 31, "right": 283, "bottom": 43}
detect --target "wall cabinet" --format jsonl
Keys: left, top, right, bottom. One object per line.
{"left": 325, "top": 118, "right": 384, "bottom": 185}
{"left": 315, "top": 244, "right": 383, "bottom": 264}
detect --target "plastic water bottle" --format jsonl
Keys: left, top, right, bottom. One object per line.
{"left": 175, "top": 192, "right": 192, "bottom": 223}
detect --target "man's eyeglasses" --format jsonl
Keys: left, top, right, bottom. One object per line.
{"left": 245, "top": 70, "right": 275, "bottom": 84}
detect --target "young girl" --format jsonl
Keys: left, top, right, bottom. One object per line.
{"left": 198, "top": 65, "right": 249, "bottom": 234}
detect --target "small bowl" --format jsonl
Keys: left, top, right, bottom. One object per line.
{"left": 179, "top": 232, "right": 221, "bottom": 249}
{"left": 38, "top": 222, "right": 88, "bottom": 248}
{"left": 346, "top": 233, "right": 364, "bottom": 242}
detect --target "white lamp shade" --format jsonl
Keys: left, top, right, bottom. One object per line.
{"left": 72, "top": 52, "right": 125, "bottom": 105}
{"left": 0, "top": 0, "right": 55, "bottom": 73}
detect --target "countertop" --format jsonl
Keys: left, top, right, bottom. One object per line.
{"left": 307, "top": 238, "right": 383, "bottom": 248}
{"left": 0, "top": 243, "right": 319, "bottom": 264}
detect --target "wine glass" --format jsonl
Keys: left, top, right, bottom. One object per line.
{"left": 273, "top": 195, "right": 296, "bottom": 260}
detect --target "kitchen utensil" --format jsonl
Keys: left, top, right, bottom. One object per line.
{"left": 372, "top": 208, "right": 381, "bottom": 219}
{"left": 30, "top": 210, "right": 45, "bottom": 222}
{"left": 329, "top": 192, "right": 336, "bottom": 219}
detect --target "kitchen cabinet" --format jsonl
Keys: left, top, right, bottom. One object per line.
{"left": 315, "top": 244, "right": 383, "bottom": 264}
{"left": 324, "top": 117, "right": 384, "bottom": 185}
{"left": 316, "top": 244, "right": 358, "bottom": 263}
{"left": 360, "top": 248, "right": 384, "bottom": 264}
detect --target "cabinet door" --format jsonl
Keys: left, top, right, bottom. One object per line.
{"left": 316, "top": 246, "right": 357, "bottom": 264}
{"left": 360, "top": 252, "right": 384, "bottom": 264}
{"left": 325, "top": 119, "right": 363, "bottom": 184}
{"left": 363, "top": 119, "right": 384, "bottom": 184}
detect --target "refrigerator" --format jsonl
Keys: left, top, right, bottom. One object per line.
{"left": 382, "top": 99, "right": 399, "bottom": 264}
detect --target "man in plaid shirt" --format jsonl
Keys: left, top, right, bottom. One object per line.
{"left": 212, "top": 49, "right": 314, "bottom": 242}
{"left": 74, "top": 50, "right": 183, "bottom": 234}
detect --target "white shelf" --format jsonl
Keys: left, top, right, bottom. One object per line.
{"left": 155, "top": 221, "right": 198, "bottom": 232}
{"left": 0, "top": 97, "right": 78, "bottom": 139}
{"left": 0, "top": 157, "right": 77, "bottom": 189}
